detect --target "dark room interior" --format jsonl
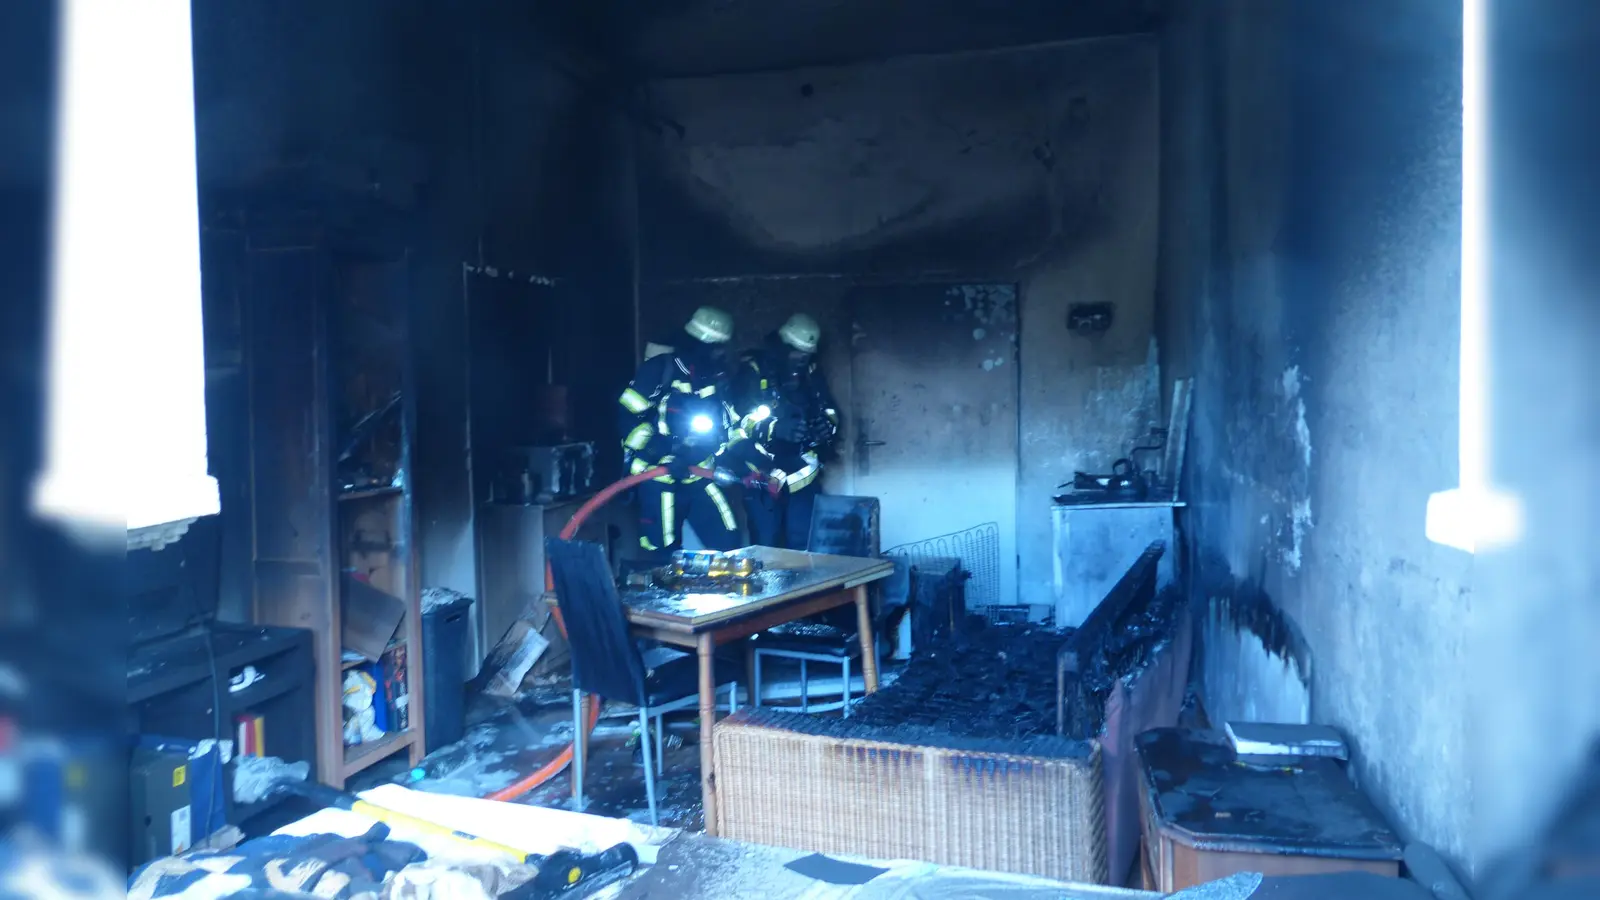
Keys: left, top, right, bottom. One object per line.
{"left": 96, "top": 2, "right": 1600, "bottom": 898}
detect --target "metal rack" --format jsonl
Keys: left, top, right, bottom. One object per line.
{"left": 885, "top": 521, "right": 1002, "bottom": 620}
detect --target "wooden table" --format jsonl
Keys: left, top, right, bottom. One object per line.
{"left": 553, "top": 546, "right": 895, "bottom": 835}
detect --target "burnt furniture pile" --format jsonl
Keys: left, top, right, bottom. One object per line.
{"left": 1060, "top": 543, "right": 1196, "bottom": 886}
{"left": 712, "top": 541, "right": 1189, "bottom": 884}
{"left": 1135, "top": 725, "right": 1405, "bottom": 892}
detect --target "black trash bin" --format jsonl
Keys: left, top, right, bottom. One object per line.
{"left": 420, "top": 591, "right": 474, "bottom": 753}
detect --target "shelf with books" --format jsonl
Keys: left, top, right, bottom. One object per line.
{"left": 246, "top": 242, "right": 426, "bottom": 788}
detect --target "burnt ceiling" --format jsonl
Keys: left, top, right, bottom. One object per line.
{"left": 572, "top": 0, "right": 1165, "bottom": 78}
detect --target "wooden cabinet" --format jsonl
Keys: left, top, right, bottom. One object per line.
{"left": 242, "top": 230, "right": 425, "bottom": 787}
{"left": 1135, "top": 728, "right": 1403, "bottom": 893}
{"left": 127, "top": 623, "right": 316, "bottom": 837}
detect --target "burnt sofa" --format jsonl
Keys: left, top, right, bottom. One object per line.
{"left": 713, "top": 541, "right": 1189, "bottom": 884}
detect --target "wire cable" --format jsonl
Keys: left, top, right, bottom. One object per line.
{"left": 201, "top": 627, "right": 222, "bottom": 846}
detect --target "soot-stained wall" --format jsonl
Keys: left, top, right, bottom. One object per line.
{"left": 635, "top": 38, "right": 1161, "bottom": 607}
{"left": 192, "top": 1, "right": 431, "bottom": 622}
{"left": 402, "top": 6, "right": 627, "bottom": 607}
{"left": 1159, "top": 0, "right": 1475, "bottom": 872}
{"left": 192, "top": 3, "right": 636, "bottom": 609}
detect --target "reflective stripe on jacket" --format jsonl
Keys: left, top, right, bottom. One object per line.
{"left": 617, "top": 353, "right": 737, "bottom": 483}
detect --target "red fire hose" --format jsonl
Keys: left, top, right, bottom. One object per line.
{"left": 483, "top": 464, "right": 717, "bottom": 804}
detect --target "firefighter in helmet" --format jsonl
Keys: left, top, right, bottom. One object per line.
{"left": 617, "top": 306, "right": 747, "bottom": 561}
{"left": 731, "top": 313, "right": 839, "bottom": 549}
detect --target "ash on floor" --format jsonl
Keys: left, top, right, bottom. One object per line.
{"left": 518, "top": 721, "right": 708, "bottom": 830}
{"left": 347, "top": 682, "right": 713, "bottom": 830}
{"left": 351, "top": 652, "right": 911, "bottom": 832}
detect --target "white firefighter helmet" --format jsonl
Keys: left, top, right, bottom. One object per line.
{"left": 778, "top": 313, "right": 821, "bottom": 354}
{"left": 684, "top": 306, "right": 734, "bottom": 344}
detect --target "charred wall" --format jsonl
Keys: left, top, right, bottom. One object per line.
{"left": 1163, "top": 1, "right": 1600, "bottom": 876}
{"left": 1158, "top": 0, "right": 1474, "bottom": 873}
{"left": 634, "top": 38, "right": 1161, "bottom": 607}
{"left": 191, "top": 2, "right": 637, "bottom": 612}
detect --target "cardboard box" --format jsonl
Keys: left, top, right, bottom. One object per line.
{"left": 481, "top": 616, "right": 550, "bottom": 699}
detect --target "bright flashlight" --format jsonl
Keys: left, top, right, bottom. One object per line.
{"left": 691, "top": 414, "right": 715, "bottom": 434}
{"left": 751, "top": 405, "right": 772, "bottom": 423}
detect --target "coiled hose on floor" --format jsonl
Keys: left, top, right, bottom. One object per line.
{"left": 483, "top": 464, "right": 716, "bottom": 804}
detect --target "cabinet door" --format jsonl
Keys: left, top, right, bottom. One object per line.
{"left": 244, "top": 243, "right": 341, "bottom": 783}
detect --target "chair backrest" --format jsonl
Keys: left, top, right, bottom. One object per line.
{"left": 545, "top": 538, "right": 648, "bottom": 706}
{"left": 806, "top": 495, "right": 882, "bottom": 631}
{"left": 805, "top": 495, "right": 881, "bottom": 557}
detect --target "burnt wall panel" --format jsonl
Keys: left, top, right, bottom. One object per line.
{"left": 635, "top": 38, "right": 1161, "bottom": 607}
{"left": 191, "top": 0, "right": 428, "bottom": 199}
{"left": 1159, "top": 0, "right": 1475, "bottom": 874}
{"left": 192, "top": 3, "right": 638, "bottom": 610}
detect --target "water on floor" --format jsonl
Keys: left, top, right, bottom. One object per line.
{"left": 349, "top": 662, "right": 891, "bottom": 831}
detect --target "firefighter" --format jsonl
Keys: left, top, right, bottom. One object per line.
{"left": 617, "top": 306, "right": 746, "bottom": 561}
{"left": 732, "top": 313, "right": 839, "bottom": 549}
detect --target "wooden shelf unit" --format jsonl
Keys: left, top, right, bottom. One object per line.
{"left": 126, "top": 623, "right": 317, "bottom": 843}
{"left": 242, "top": 230, "right": 425, "bottom": 788}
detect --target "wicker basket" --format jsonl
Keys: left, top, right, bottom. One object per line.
{"left": 714, "top": 711, "right": 1108, "bottom": 883}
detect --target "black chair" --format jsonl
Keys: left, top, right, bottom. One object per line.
{"left": 545, "top": 538, "right": 739, "bottom": 825}
{"left": 748, "top": 496, "right": 904, "bottom": 715}
{"left": 749, "top": 557, "right": 908, "bottom": 716}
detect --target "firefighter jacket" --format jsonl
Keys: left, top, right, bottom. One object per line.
{"left": 617, "top": 346, "right": 745, "bottom": 485}
{"left": 731, "top": 347, "right": 839, "bottom": 493}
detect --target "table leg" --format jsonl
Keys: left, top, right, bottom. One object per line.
{"left": 854, "top": 585, "right": 880, "bottom": 692}
{"left": 573, "top": 692, "right": 588, "bottom": 802}
{"left": 744, "top": 638, "right": 758, "bottom": 705}
{"left": 697, "top": 633, "right": 719, "bottom": 835}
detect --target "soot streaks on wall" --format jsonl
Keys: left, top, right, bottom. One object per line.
{"left": 1161, "top": 0, "right": 1474, "bottom": 873}
{"left": 404, "top": 7, "right": 637, "bottom": 602}
{"left": 636, "top": 37, "right": 1161, "bottom": 607}
{"left": 192, "top": 3, "right": 636, "bottom": 605}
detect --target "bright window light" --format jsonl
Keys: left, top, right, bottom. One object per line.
{"left": 1426, "top": 0, "right": 1522, "bottom": 553}
{"left": 35, "top": 0, "right": 218, "bottom": 548}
